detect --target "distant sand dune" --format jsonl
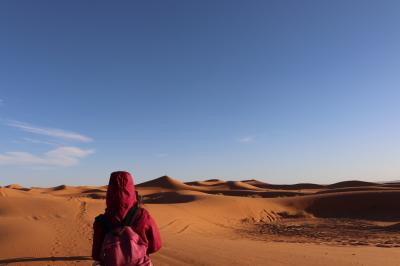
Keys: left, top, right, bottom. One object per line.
{"left": 4, "top": 184, "right": 31, "bottom": 191}
{"left": 185, "top": 180, "right": 226, "bottom": 186}
{"left": 137, "top": 175, "right": 202, "bottom": 191}
{"left": 143, "top": 191, "right": 205, "bottom": 204}
{"left": 243, "top": 180, "right": 325, "bottom": 190}
{"left": 51, "top": 184, "right": 69, "bottom": 191}
{"left": 5, "top": 184, "right": 24, "bottom": 189}
{"left": 327, "top": 180, "right": 379, "bottom": 189}
{"left": 316, "top": 186, "right": 400, "bottom": 194}
{"left": 225, "top": 181, "right": 264, "bottom": 190}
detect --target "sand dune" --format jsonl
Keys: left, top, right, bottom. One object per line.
{"left": 326, "top": 180, "right": 379, "bottom": 189}
{"left": 187, "top": 180, "right": 265, "bottom": 192}
{"left": 242, "top": 179, "right": 325, "bottom": 190}
{"left": 4, "top": 184, "right": 31, "bottom": 191}
{"left": 5, "top": 184, "right": 24, "bottom": 189}
{"left": 51, "top": 184, "right": 70, "bottom": 191}
{"left": 204, "top": 178, "right": 224, "bottom": 183}
{"left": 300, "top": 190, "right": 400, "bottom": 220}
{"left": 137, "top": 175, "right": 201, "bottom": 191}
{"left": 1, "top": 177, "right": 400, "bottom": 265}
{"left": 316, "top": 186, "right": 400, "bottom": 194}
{"left": 185, "top": 180, "right": 226, "bottom": 186}
{"left": 224, "top": 181, "right": 264, "bottom": 190}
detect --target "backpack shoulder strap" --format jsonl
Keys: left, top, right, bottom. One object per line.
{"left": 96, "top": 205, "right": 140, "bottom": 232}
{"left": 95, "top": 214, "right": 111, "bottom": 232}
{"left": 123, "top": 205, "right": 140, "bottom": 226}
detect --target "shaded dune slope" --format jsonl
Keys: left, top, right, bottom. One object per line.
{"left": 286, "top": 191, "right": 400, "bottom": 220}
{"left": 185, "top": 180, "right": 226, "bottom": 186}
{"left": 242, "top": 180, "right": 325, "bottom": 190}
{"left": 326, "top": 180, "right": 379, "bottom": 189}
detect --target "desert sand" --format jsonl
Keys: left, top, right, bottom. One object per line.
{"left": 1, "top": 176, "right": 400, "bottom": 265}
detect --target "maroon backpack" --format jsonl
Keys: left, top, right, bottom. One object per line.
{"left": 98, "top": 206, "right": 152, "bottom": 266}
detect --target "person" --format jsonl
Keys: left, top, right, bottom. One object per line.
{"left": 92, "top": 171, "right": 162, "bottom": 265}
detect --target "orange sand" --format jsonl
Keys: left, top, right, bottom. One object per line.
{"left": 1, "top": 176, "right": 400, "bottom": 265}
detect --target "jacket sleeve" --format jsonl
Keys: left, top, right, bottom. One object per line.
{"left": 143, "top": 210, "right": 162, "bottom": 254}
{"left": 92, "top": 215, "right": 106, "bottom": 261}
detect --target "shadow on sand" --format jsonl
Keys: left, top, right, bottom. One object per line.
{"left": 0, "top": 256, "right": 92, "bottom": 265}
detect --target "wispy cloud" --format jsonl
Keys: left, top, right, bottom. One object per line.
{"left": 0, "top": 146, "right": 95, "bottom": 166}
{"left": 7, "top": 121, "right": 93, "bottom": 143}
{"left": 0, "top": 99, "right": 3, "bottom": 106}
{"left": 238, "top": 136, "right": 255, "bottom": 143}
{"left": 155, "top": 153, "right": 168, "bottom": 158}
{"left": 21, "top": 137, "right": 61, "bottom": 146}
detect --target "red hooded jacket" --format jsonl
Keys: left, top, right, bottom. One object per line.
{"left": 92, "top": 171, "right": 162, "bottom": 261}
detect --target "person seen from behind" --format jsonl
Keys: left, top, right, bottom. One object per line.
{"left": 92, "top": 171, "right": 162, "bottom": 266}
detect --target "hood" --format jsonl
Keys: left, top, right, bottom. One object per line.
{"left": 105, "top": 171, "right": 137, "bottom": 225}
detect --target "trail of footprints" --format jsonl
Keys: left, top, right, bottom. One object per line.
{"left": 48, "top": 198, "right": 93, "bottom": 258}
{"left": 50, "top": 215, "right": 64, "bottom": 257}
{"left": 76, "top": 199, "right": 93, "bottom": 245}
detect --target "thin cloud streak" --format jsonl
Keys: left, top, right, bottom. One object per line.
{"left": 22, "top": 137, "right": 61, "bottom": 146}
{"left": 238, "top": 136, "right": 255, "bottom": 143}
{"left": 0, "top": 146, "right": 95, "bottom": 166}
{"left": 7, "top": 121, "right": 93, "bottom": 142}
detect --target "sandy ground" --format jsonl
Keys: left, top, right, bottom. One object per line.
{"left": 1, "top": 177, "right": 400, "bottom": 265}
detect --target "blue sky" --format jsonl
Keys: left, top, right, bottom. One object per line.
{"left": 1, "top": 1, "right": 400, "bottom": 186}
